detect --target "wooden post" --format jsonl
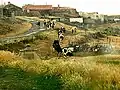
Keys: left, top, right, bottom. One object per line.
{"left": 1, "top": 0, "right": 3, "bottom": 18}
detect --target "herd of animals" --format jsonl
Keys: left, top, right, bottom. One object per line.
{"left": 52, "top": 26, "right": 113, "bottom": 58}
{"left": 23, "top": 20, "right": 114, "bottom": 58}
{"left": 53, "top": 26, "right": 75, "bottom": 57}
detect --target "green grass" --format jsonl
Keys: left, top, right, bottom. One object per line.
{"left": 0, "top": 51, "right": 120, "bottom": 90}
{"left": 0, "top": 66, "right": 63, "bottom": 90}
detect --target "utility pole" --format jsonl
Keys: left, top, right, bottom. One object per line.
{"left": 46, "top": 2, "right": 47, "bottom": 5}
{"left": 1, "top": 0, "right": 3, "bottom": 18}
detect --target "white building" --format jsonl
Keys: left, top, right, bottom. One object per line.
{"left": 79, "top": 11, "right": 105, "bottom": 23}
{"left": 70, "top": 18, "right": 83, "bottom": 23}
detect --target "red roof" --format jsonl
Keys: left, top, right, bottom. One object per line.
{"left": 23, "top": 5, "right": 52, "bottom": 10}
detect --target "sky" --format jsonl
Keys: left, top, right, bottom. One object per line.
{"left": 1, "top": 0, "right": 120, "bottom": 15}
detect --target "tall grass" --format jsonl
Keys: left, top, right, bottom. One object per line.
{"left": 0, "top": 51, "right": 120, "bottom": 90}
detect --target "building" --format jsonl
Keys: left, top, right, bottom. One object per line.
{"left": 79, "top": 11, "right": 105, "bottom": 23}
{"left": 52, "top": 5, "right": 79, "bottom": 18}
{"left": 22, "top": 4, "right": 52, "bottom": 16}
{"left": 70, "top": 18, "right": 83, "bottom": 23}
{"left": 3, "top": 2, "right": 23, "bottom": 17}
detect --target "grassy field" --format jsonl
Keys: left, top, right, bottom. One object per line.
{"left": 0, "top": 51, "right": 120, "bottom": 90}
{"left": 1, "top": 17, "right": 120, "bottom": 90}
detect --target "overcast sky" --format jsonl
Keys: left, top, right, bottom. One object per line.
{"left": 1, "top": 0, "right": 120, "bottom": 15}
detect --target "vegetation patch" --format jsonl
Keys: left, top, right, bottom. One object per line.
{"left": 0, "top": 18, "right": 32, "bottom": 37}
{"left": 0, "top": 51, "right": 120, "bottom": 89}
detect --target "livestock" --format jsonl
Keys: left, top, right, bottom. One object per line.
{"left": 62, "top": 47, "right": 74, "bottom": 56}
{"left": 59, "top": 33, "right": 64, "bottom": 41}
{"left": 37, "top": 21, "right": 40, "bottom": 26}
{"left": 52, "top": 40, "right": 74, "bottom": 57}
{"left": 60, "top": 26, "right": 66, "bottom": 33}
{"left": 53, "top": 40, "right": 62, "bottom": 57}
{"left": 63, "top": 27, "right": 66, "bottom": 33}
{"left": 52, "top": 21, "right": 55, "bottom": 29}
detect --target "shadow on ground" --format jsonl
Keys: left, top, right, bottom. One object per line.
{"left": 0, "top": 66, "right": 63, "bottom": 90}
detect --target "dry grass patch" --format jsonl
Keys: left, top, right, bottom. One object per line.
{"left": 56, "top": 22, "right": 81, "bottom": 33}
{"left": 6, "top": 22, "right": 32, "bottom": 36}
{"left": 1, "top": 51, "right": 120, "bottom": 89}
{"left": 0, "top": 21, "right": 32, "bottom": 37}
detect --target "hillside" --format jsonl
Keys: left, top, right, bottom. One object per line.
{"left": 0, "top": 17, "right": 32, "bottom": 37}
{"left": 0, "top": 16, "right": 120, "bottom": 89}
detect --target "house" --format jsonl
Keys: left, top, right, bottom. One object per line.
{"left": 22, "top": 4, "right": 80, "bottom": 18}
{"left": 79, "top": 11, "right": 105, "bottom": 23}
{"left": 52, "top": 5, "right": 79, "bottom": 18}
{"left": 3, "top": 2, "right": 23, "bottom": 17}
{"left": 22, "top": 4, "right": 52, "bottom": 16}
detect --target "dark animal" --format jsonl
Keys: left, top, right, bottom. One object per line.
{"left": 53, "top": 40, "right": 74, "bottom": 57}
{"left": 44, "top": 20, "right": 46, "bottom": 27}
{"left": 72, "top": 29, "right": 74, "bottom": 34}
{"left": 53, "top": 40, "right": 62, "bottom": 57}
{"left": 52, "top": 22, "right": 55, "bottom": 29}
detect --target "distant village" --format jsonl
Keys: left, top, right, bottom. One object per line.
{"left": 0, "top": 2, "right": 120, "bottom": 28}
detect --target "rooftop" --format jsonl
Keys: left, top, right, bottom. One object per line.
{"left": 23, "top": 5, "right": 52, "bottom": 10}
